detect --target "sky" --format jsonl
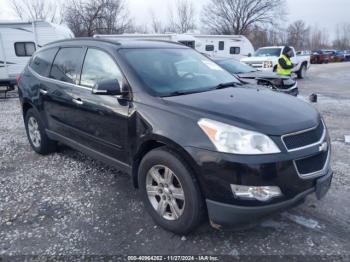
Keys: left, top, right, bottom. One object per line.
{"left": 1, "top": 0, "right": 349, "bottom": 37}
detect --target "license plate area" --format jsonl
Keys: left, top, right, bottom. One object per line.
{"left": 316, "top": 172, "right": 333, "bottom": 200}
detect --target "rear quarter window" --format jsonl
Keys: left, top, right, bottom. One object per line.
{"left": 30, "top": 48, "right": 58, "bottom": 77}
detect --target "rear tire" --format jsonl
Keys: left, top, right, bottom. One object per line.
{"left": 24, "top": 109, "right": 57, "bottom": 155}
{"left": 138, "top": 147, "right": 204, "bottom": 235}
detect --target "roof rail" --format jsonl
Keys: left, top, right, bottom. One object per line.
{"left": 42, "top": 37, "right": 121, "bottom": 47}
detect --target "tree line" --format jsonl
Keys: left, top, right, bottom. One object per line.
{"left": 8, "top": 0, "right": 350, "bottom": 50}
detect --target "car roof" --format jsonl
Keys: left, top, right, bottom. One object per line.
{"left": 258, "top": 46, "right": 285, "bottom": 49}
{"left": 43, "top": 37, "right": 188, "bottom": 49}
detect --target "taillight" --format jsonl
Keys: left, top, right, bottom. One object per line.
{"left": 16, "top": 74, "right": 22, "bottom": 85}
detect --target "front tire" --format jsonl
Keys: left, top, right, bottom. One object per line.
{"left": 138, "top": 147, "right": 204, "bottom": 235}
{"left": 24, "top": 109, "right": 57, "bottom": 155}
{"left": 297, "top": 64, "right": 307, "bottom": 79}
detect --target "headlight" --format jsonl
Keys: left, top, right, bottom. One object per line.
{"left": 198, "top": 119, "right": 280, "bottom": 155}
{"left": 263, "top": 61, "right": 273, "bottom": 68}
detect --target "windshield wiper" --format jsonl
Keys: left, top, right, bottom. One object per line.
{"left": 163, "top": 89, "right": 206, "bottom": 97}
{"left": 214, "top": 82, "right": 240, "bottom": 90}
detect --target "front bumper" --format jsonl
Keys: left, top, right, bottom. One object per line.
{"left": 185, "top": 131, "right": 332, "bottom": 226}
{"left": 206, "top": 169, "right": 333, "bottom": 227}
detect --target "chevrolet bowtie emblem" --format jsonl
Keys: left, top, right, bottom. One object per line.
{"left": 319, "top": 142, "right": 328, "bottom": 152}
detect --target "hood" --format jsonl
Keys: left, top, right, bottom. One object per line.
{"left": 241, "top": 56, "right": 276, "bottom": 63}
{"left": 162, "top": 87, "right": 319, "bottom": 136}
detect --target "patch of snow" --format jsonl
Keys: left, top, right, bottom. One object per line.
{"left": 283, "top": 213, "right": 321, "bottom": 229}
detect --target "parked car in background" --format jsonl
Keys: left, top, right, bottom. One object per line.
{"left": 311, "top": 50, "right": 332, "bottom": 64}
{"left": 18, "top": 38, "right": 333, "bottom": 234}
{"left": 333, "top": 51, "right": 346, "bottom": 62}
{"left": 240, "top": 46, "right": 310, "bottom": 79}
{"left": 213, "top": 58, "right": 298, "bottom": 96}
{"left": 321, "top": 50, "right": 345, "bottom": 63}
{"left": 345, "top": 50, "right": 350, "bottom": 61}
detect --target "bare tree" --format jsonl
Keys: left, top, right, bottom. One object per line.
{"left": 247, "top": 25, "right": 287, "bottom": 48}
{"left": 333, "top": 23, "right": 350, "bottom": 50}
{"left": 64, "top": 0, "right": 132, "bottom": 37}
{"left": 149, "top": 9, "right": 165, "bottom": 33}
{"left": 9, "top": 0, "right": 62, "bottom": 23}
{"left": 309, "top": 25, "right": 330, "bottom": 50}
{"left": 202, "top": 0, "right": 286, "bottom": 35}
{"left": 287, "top": 20, "right": 310, "bottom": 50}
{"left": 168, "top": 0, "right": 196, "bottom": 33}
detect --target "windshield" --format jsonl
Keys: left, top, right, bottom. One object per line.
{"left": 119, "top": 48, "right": 239, "bottom": 97}
{"left": 216, "top": 59, "right": 257, "bottom": 74}
{"left": 254, "top": 48, "right": 282, "bottom": 57}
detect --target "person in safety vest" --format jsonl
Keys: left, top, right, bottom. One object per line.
{"left": 277, "top": 46, "right": 295, "bottom": 76}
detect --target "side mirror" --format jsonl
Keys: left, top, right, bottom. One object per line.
{"left": 248, "top": 53, "right": 252, "bottom": 57}
{"left": 92, "top": 79, "right": 123, "bottom": 96}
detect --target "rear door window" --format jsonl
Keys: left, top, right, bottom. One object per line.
{"left": 80, "top": 48, "right": 123, "bottom": 88}
{"left": 14, "top": 42, "right": 36, "bottom": 57}
{"left": 30, "top": 48, "right": 58, "bottom": 77}
{"left": 50, "top": 47, "right": 84, "bottom": 84}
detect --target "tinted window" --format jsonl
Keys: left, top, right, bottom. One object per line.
{"left": 120, "top": 48, "right": 239, "bottom": 97}
{"left": 30, "top": 48, "right": 58, "bottom": 77}
{"left": 15, "top": 42, "right": 36, "bottom": 57}
{"left": 230, "top": 47, "right": 240, "bottom": 55}
{"left": 205, "top": 45, "right": 214, "bottom": 51}
{"left": 216, "top": 59, "right": 256, "bottom": 74}
{"left": 50, "top": 48, "right": 83, "bottom": 84}
{"left": 254, "top": 48, "right": 281, "bottom": 57}
{"left": 219, "top": 41, "right": 224, "bottom": 51}
{"left": 80, "top": 49, "right": 123, "bottom": 88}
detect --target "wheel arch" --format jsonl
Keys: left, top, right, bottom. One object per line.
{"left": 131, "top": 135, "right": 201, "bottom": 190}
{"left": 22, "top": 99, "right": 35, "bottom": 117}
{"left": 301, "top": 60, "right": 308, "bottom": 67}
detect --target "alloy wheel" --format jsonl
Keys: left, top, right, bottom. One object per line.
{"left": 28, "top": 116, "right": 41, "bottom": 148}
{"left": 146, "top": 165, "right": 185, "bottom": 221}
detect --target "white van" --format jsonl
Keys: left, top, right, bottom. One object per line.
{"left": 0, "top": 20, "right": 74, "bottom": 88}
{"left": 94, "top": 33, "right": 255, "bottom": 59}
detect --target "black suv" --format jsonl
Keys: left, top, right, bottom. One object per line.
{"left": 18, "top": 38, "right": 333, "bottom": 234}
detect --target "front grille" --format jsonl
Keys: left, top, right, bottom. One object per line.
{"left": 294, "top": 151, "right": 329, "bottom": 177}
{"left": 283, "top": 122, "right": 325, "bottom": 151}
{"left": 245, "top": 62, "right": 263, "bottom": 68}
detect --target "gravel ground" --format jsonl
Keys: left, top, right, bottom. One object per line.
{"left": 0, "top": 63, "right": 350, "bottom": 258}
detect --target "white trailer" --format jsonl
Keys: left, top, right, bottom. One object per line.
{"left": 191, "top": 35, "right": 255, "bottom": 59}
{"left": 94, "top": 33, "right": 254, "bottom": 59}
{"left": 95, "top": 33, "right": 197, "bottom": 49}
{"left": 0, "top": 20, "right": 74, "bottom": 88}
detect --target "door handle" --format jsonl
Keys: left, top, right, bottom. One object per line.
{"left": 72, "top": 98, "right": 84, "bottom": 105}
{"left": 39, "top": 89, "right": 48, "bottom": 95}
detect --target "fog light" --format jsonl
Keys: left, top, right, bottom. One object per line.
{"left": 231, "top": 184, "right": 282, "bottom": 202}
